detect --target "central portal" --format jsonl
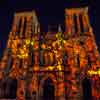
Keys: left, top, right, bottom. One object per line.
{"left": 82, "top": 77, "right": 92, "bottom": 100}
{"left": 43, "top": 78, "right": 55, "bottom": 100}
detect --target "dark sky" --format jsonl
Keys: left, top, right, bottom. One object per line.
{"left": 0, "top": 0, "right": 99, "bottom": 58}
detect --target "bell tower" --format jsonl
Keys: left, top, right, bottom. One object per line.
{"left": 0, "top": 11, "right": 40, "bottom": 100}
{"left": 65, "top": 7, "right": 92, "bottom": 35}
{"left": 64, "top": 7, "right": 100, "bottom": 99}
{"left": 11, "top": 11, "right": 39, "bottom": 38}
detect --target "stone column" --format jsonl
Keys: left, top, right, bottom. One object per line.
{"left": 57, "top": 77, "right": 65, "bottom": 100}
{"left": 29, "top": 74, "right": 38, "bottom": 100}
{"left": 25, "top": 16, "right": 32, "bottom": 38}
{"left": 34, "top": 52, "right": 39, "bottom": 66}
{"left": 82, "top": 14, "right": 88, "bottom": 33}
{"left": 20, "top": 16, "right": 25, "bottom": 38}
{"left": 12, "top": 16, "right": 19, "bottom": 33}
{"left": 65, "top": 14, "right": 73, "bottom": 35}
{"left": 17, "top": 79, "right": 26, "bottom": 100}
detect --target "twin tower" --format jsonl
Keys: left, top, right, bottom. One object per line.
{"left": 10, "top": 7, "right": 90, "bottom": 38}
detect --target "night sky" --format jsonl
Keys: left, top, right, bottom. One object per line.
{"left": 0, "top": 0, "right": 99, "bottom": 58}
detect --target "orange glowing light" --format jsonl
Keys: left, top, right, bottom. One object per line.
{"left": 41, "top": 44, "right": 46, "bottom": 49}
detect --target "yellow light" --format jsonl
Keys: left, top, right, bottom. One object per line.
{"left": 48, "top": 66, "right": 54, "bottom": 70}
{"left": 87, "top": 68, "right": 100, "bottom": 76}
{"left": 23, "top": 45, "right": 26, "bottom": 48}
{"left": 88, "top": 70, "right": 94, "bottom": 75}
{"left": 17, "top": 53, "right": 28, "bottom": 59}
{"left": 31, "top": 41, "right": 34, "bottom": 46}
{"left": 31, "top": 39, "right": 35, "bottom": 46}
{"left": 20, "top": 49, "right": 24, "bottom": 54}
{"left": 17, "top": 48, "right": 28, "bottom": 59}
{"left": 25, "top": 39, "right": 30, "bottom": 45}
{"left": 25, "top": 39, "right": 34, "bottom": 46}
{"left": 97, "top": 69, "right": 100, "bottom": 75}
{"left": 58, "top": 65, "right": 62, "bottom": 71}
{"left": 57, "top": 62, "right": 62, "bottom": 71}
{"left": 63, "top": 40, "right": 66, "bottom": 44}
{"left": 56, "top": 34, "right": 58, "bottom": 38}
{"left": 56, "top": 32, "right": 62, "bottom": 41}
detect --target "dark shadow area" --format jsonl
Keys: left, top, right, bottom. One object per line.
{"left": 0, "top": 78, "right": 17, "bottom": 99}
{"left": 43, "top": 77, "right": 55, "bottom": 100}
{"left": 82, "top": 77, "right": 92, "bottom": 100}
{"left": 73, "top": 14, "right": 78, "bottom": 33}
{"left": 79, "top": 14, "right": 84, "bottom": 33}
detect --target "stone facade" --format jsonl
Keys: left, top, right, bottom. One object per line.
{"left": 0, "top": 7, "right": 100, "bottom": 100}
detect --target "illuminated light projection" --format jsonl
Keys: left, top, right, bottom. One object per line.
{"left": 17, "top": 39, "right": 35, "bottom": 59}
{"left": 0, "top": 7, "right": 100, "bottom": 100}
{"left": 88, "top": 68, "right": 100, "bottom": 76}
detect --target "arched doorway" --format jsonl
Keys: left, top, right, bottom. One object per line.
{"left": 82, "top": 77, "right": 92, "bottom": 100}
{"left": 43, "top": 78, "right": 55, "bottom": 100}
{"left": 5, "top": 78, "right": 17, "bottom": 99}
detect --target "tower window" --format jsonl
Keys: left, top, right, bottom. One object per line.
{"left": 73, "top": 14, "right": 78, "bottom": 33}
{"left": 17, "top": 18, "right": 22, "bottom": 34}
{"left": 79, "top": 14, "right": 84, "bottom": 33}
{"left": 23, "top": 17, "right": 27, "bottom": 38}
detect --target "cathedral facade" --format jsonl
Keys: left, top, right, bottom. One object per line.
{"left": 0, "top": 7, "right": 100, "bottom": 100}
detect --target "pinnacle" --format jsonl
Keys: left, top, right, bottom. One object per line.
{"left": 58, "top": 24, "right": 62, "bottom": 33}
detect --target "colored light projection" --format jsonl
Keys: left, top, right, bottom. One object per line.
{"left": 0, "top": 7, "right": 100, "bottom": 100}
{"left": 88, "top": 68, "right": 100, "bottom": 76}
{"left": 17, "top": 39, "right": 35, "bottom": 59}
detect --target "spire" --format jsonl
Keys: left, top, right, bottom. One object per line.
{"left": 58, "top": 24, "right": 62, "bottom": 33}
